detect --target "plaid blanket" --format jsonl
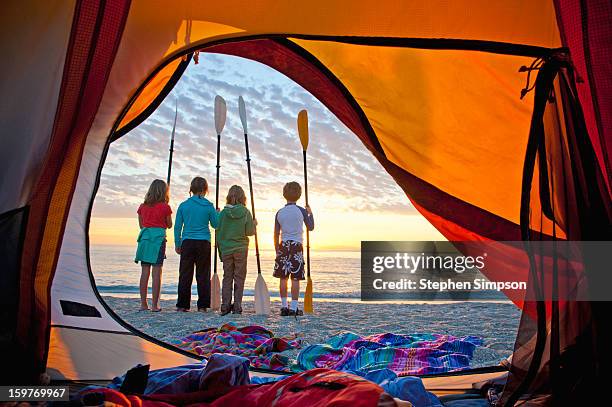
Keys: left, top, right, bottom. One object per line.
{"left": 296, "top": 332, "right": 482, "bottom": 376}
{"left": 169, "top": 323, "right": 301, "bottom": 371}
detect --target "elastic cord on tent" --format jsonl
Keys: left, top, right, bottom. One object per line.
{"left": 519, "top": 51, "right": 582, "bottom": 101}
{"left": 521, "top": 54, "right": 584, "bottom": 100}
{"left": 519, "top": 57, "right": 545, "bottom": 99}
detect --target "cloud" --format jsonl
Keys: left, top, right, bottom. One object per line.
{"left": 93, "top": 54, "right": 417, "bottom": 220}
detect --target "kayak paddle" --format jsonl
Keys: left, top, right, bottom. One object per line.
{"left": 239, "top": 96, "right": 270, "bottom": 315}
{"left": 166, "top": 99, "right": 178, "bottom": 186}
{"left": 211, "top": 95, "right": 226, "bottom": 311}
{"left": 297, "top": 109, "right": 313, "bottom": 314}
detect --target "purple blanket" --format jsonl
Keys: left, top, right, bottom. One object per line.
{"left": 170, "top": 323, "right": 301, "bottom": 371}
{"left": 296, "top": 332, "right": 483, "bottom": 376}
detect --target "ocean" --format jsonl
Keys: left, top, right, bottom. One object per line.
{"left": 92, "top": 244, "right": 509, "bottom": 302}
{"left": 92, "top": 244, "right": 361, "bottom": 300}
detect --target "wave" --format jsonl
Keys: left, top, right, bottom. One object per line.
{"left": 96, "top": 285, "right": 361, "bottom": 299}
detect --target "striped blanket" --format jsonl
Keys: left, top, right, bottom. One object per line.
{"left": 296, "top": 332, "right": 482, "bottom": 376}
{"left": 171, "top": 325, "right": 482, "bottom": 376}
{"left": 169, "top": 323, "right": 301, "bottom": 371}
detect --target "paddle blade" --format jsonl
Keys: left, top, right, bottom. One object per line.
{"left": 238, "top": 96, "right": 248, "bottom": 133}
{"left": 304, "top": 276, "right": 313, "bottom": 313}
{"left": 214, "top": 95, "right": 227, "bottom": 134}
{"left": 254, "top": 273, "right": 270, "bottom": 315}
{"left": 297, "top": 109, "right": 309, "bottom": 151}
{"left": 211, "top": 273, "right": 221, "bottom": 311}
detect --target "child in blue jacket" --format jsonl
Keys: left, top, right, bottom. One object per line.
{"left": 174, "top": 177, "right": 219, "bottom": 311}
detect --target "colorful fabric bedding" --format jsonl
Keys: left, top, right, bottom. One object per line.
{"left": 171, "top": 324, "right": 482, "bottom": 377}
{"left": 82, "top": 362, "right": 443, "bottom": 406}
{"left": 169, "top": 323, "right": 301, "bottom": 371}
{"left": 80, "top": 368, "right": 387, "bottom": 407}
{"left": 103, "top": 354, "right": 250, "bottom": 395}
{"left": 296, "top": 332, "right": 483, "bottom": 376}
{"left": 253, "top": 367, "right": 443, "bottom": 406}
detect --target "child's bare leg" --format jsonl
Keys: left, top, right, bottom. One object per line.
{"left": 139, "top": 264, "right": 151, "bottom": 309}
{"left": 291, "top": 279, "right": 300, "bottom": 301}
{"left": 279, "top": 277, "right": 288, "bottom": 308}
{"left": 151, "top": 266, "right": 162, "bottom": 310}
{"left": 290, "top": 279, "right": 300, "bottom": 311}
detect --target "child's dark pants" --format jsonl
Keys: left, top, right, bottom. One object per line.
{"left": 176, "top": 239, "right": 211, "bottom": 309}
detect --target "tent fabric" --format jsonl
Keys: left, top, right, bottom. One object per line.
{"left": 114, "top": 55, "right": 192, "bottom": 138}
{"left": 0, "top": 2, "right": 609, "bottom": 404}
{"left": 0, "top": 1, "right": 75, "bottom": 214}
{"left": 499, "top": 55, "right": 611, "bottom": 405}
{"left": 126, "top": 0, "right": 561, "bottom": 58}
{"left": 206, "top": 40, "right": 544, "bottom": 240}
{"left": 14, "top": 0, "right": 132, "bottom": 381}
{"left": 47, "top": 326, "right": 195, "bottom": 380}
{"left": 0, "top": 206, "right": 29, "bottom": 371}
{"left": 554, "top": 0, "right": 612, "bottom": 197}
{"left": 291, "top": 41, "right": 537, "bottom": 227}
{"left": 116, "top": 58, "right": 184, "bottom": 133}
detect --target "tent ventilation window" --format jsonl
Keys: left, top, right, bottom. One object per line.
{"left": 60, "top": 300, "right": 102, "bottom": 318}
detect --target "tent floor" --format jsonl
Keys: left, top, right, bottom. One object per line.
{"left": 439, "top": 391, "right": 490, "bottom": 406}
{"left": 55, "top": 379, "right": 487, "bottom": 405}
{"left": 54, "top": 367, "right": 506, "bottom": 403}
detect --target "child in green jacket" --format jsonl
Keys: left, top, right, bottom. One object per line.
{"left": 217, "top": 185, "right": 256, "bottom": 315}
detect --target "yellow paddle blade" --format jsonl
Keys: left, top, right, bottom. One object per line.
{"left": 304, "top": 276, "right": 313, "bottom": 313}
{"left": 211, "top": 273, "right": 221, "bottom": 311}
{"left": 297, "top": 109, "right": 309, "bottom": 151}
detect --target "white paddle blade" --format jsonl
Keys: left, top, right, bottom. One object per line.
{"left": 254, "top": 274, "right": 270, "bottom": 315}
{"left": 297, "top": 109, "right": 309, "bottom": 150}
{"left": 214, "top": 95, "right": 227, "bottom": 135}
{"left": 238, "top": 96, "right": 248, "bottom": 133}
{"left": 211, "top": 273, "right": 221, "bottom": 311}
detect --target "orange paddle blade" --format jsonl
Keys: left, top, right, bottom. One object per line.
{"left": 297, "top": 109, "right": 309, "bottom": 151}
{"left": 304, "top": 276, "right": 313, "bottom": 313}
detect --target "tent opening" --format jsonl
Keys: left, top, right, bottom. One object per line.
{"left": 89, "top": 52, "right": 521, "bottom": 377}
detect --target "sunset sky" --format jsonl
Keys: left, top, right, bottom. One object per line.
{"left": 90, "top": 54, "right": 445, "bottom": 250}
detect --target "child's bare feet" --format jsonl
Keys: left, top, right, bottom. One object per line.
{"left": 151, "top": 306, "right": 162, "bottom": 312}
{"left": 139, "top": 306, "right": 149, "bottom": 312}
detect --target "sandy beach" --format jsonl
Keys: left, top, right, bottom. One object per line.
{"left": 104, "top": 296, "right": 520, "bottom": 369}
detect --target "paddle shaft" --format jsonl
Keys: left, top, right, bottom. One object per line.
{"left": 243, "top": 132, "right": 262, "bottom": 274}
{"left": 167, "top": 136, "right": 174, "bottom": 186}
{"left": 167, "top": 103, "right": 178, "bottom": 185}
{"left": 303, "top": 150, "right": 311, "bottom": 278}
{"left": 213, "top": 133, "right": 221, "bottom": 275}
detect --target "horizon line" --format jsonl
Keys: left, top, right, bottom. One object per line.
{"left": 90, "top": 242, "right": 362, "bottom": 251}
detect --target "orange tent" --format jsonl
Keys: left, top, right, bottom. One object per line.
{"left": 1, "top": 1, "right": 610, "bottom": 404}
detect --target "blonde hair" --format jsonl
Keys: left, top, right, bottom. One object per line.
{"left": 226, "top": 185, "right": 247, "bottom": 205}
{"left": 283, "top": 182, "right": 302, "bottom": 202}
{"left": 144, "top": 179, "right": 169, "bottom": 205}
{"left": 190, "top": 177, "right": 208, "bottom": 196}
